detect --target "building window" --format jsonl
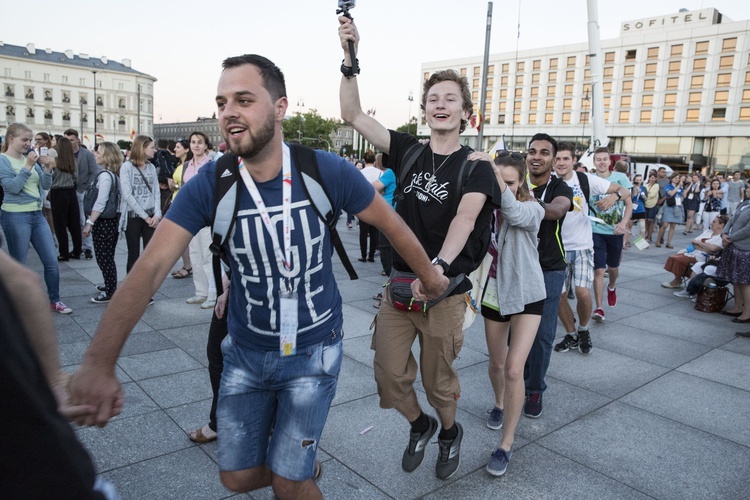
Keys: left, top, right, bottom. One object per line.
{"left": 472, "top": 90, "right": 479, "bottom": 101}
{"left": 711, "top": 108, "right": 726, "bottom": 121}
{"left": 625, "top": 50, "right": 636, "bottom": 60}
{"left": 501, "top": 76, "right": 508, "bottom": 86}
{"left": 746, "top": 72, "right": 750, "bottom": 85}
{"left": 603, "top": 67, "right": 614, "bottom": 78}
{"left": 640, "top": 110, "right": 652, "bottom": 122}
{"left": 693, "top": 59, "right": 707, "bottom": 71}
{"left": 547, "top": 86, "right": 555, "bottom": 97}
{"left": 43, "top": 73, "right": 50, "bottom": 82}
{"left": 502, "top": 63, "right": 509, "bottom": 73}
{"left": 473, "top": 78, "right": 480, "bottom": 88}
{"left": 486, "top": 90, "right": 493, "bottom": 99}
{"left": 531, "top": 74, "right": 540, "bottom": 84}
{"left": 666, "top": 77, "right": 679, "bottom": 90}
{"left": 619, "top": 110, "right": 630, "bottom": 122}
{"left": 603, "top": 97, "right": 611, "bottom": 108}
{"left": 604, "top": 111, "right": 610, "bottom": 122}
{"left": 584, "top": 68, "right": 591, "bottom": 79}
{"left": 688, "top": 92, "right": 702, "bottom": 104}
{"left": 622, "top": 80, "right": 633, "bottom": 92}
{"left": 719, "top": 55, "right": 734, "bottom": 69}
{"left": 563, "top": 98, "right": 573, "bottom": 109}
{"left": 564, "top": 84, "right": 574, "bottom": 95}
{"left": 690, "top": 75, "right": 704, "bottom": 88}
{"left": 549, "top": 58, "right": 558, "bottom": 69}
{"left": 530, "top": 87, "right": 539, "bottom": 97}
{"left": 695, "top": 41, "right": 709, "bottom": 54}
{"left": 620, "top": 96, "right": 632, "bottom": 107}
{"left": 562, "top": 112, "right": 571, "bottom": 123}
{"left": 686, "top": 109, "right": 700, "bottom": 121}
{"left": 544, "top": 113, "right": 553, "bottom": 124}
{"left": 424, "top": 72, "right": 430, "bottom": 81}
{"left": 664, "top": 94, "right": 677, "bottom": 106}
{"left": 565, "top": 70, "right": 575, "bottom": 82}
{"left": 603, "top": 82, "right": 612, "bottom": 93}
{"left": 460, "top": 68, "right": 467, "bottom": 76}
{"left": 24, "top": 70, "right": 31, "bottom": 79}
{"left": 513, "top": 113, "right": 521, "bottom": 124}
{"left": 643, "top": 79, "right": 655, "bottom": 91}
{"left": 722, "top": 38, "right": 737, "bottom": 52}
{"left": 663, "top": 109, "right": 675, "bottom": 122}
{"left": 546, "top": 99, "right": 555, "bottom": 110}
{"left": 487, "top": 65, "right": 495, "bottom": 74}
{"left": 742, "top": 89, "right": 750, "bottom": 103}
{"left": 499, "top": 89, "right": 507, "bottom": 98}
{"left": 714, "top": 91, "right": 729, "bottom": 104}
{"left": 486, "top": 77, "right": 494, "bottom": 86}
{"left": 533, "top": 60, "right": 541, "bottom": 71}
{"left": 499, "top": 102, "right": 506, "bottom": 111}
{"left": 580, "top": 111, "right": 589, "bottom": 122}
{"left": 529, "top": 100, "right": 538, "bottom": 110}
{"left": 716, "top": 73, "right": 731, "bottom": 87}
{"left": 498, "top": 113, "right": 506, "bottom": 123}
{"left": 604, "top": 52, "right": 615, "bottom": 63}
{"left": 647, "top": 47, "right": 659, "bottom": 59}
{"left": 642, "top": 95, "right": 654, "bottom": 106}
{"left": 62, "top": 75, "right": 68, "bottom": 83}
{"left": 670, "top": 44, "right": 683, "bottom": 57}
{"left": 645, "top": 63, "right": 657, "bottom": 76}
{"left": 567, "top": 56, "right": 576, "bottom": 67}
{"left": 517, "top": 61, "right": 525, "bottom": 72}
{"left": 740, "top": 108, "right": 750, "bottom": 120}
{"left": 473, "top": 66, "right": 481, "bottom": 76}
{"left": 516, "top": 75, "right": 524, "bottom": 85}
{"left": 668, "top": 61, "right": 681, "bottom": 73}
{"left": 528, "top": 113, "right": 537, "bottom": 124}
{"left": 624, "top": 65, "right": 635, "bottom": 76}
{"left": 548, "top": 72, "right": 557, "bottom": 83}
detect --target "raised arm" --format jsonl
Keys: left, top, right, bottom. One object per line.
{"left": 338, "top": 16, "right": 391, "bottom": 153}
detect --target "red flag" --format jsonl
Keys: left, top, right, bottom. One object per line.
{"left": 476, "top": 110, "right": 483, "bottom": 132}
{"left": 130, "top": 129, "right": 136, "bottom": 140}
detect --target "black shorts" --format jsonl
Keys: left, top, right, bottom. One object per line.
{"left": 481, "top": 298, "right": 544, "bottom": 323}
{"left": 632, "top": 211, "right": 645, "bottom": 220}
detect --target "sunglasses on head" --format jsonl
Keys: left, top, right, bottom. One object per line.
{"left": 495, "top": 150, "right": 524, "bottom": 161}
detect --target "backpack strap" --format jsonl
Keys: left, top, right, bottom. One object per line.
{"left": 210, "top": 153, "right": 241, "bottom": 295}
{"left": 575, "top": 171, "right": 590, "bottom": 213}
{"left": 291, "top": 144, "right": 358, "bottom": 280}
{"left": 392, "top": 143, "right": 427, "bottom": 206}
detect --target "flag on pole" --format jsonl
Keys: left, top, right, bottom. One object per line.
{"left": 130, "top": 129, "right": 136, "bottom": 140}
{"left": 488, "top": 134, "right": 507, "bottom": 156}
{"left": 476, "top": 110, "right": 483, "bottom": 132}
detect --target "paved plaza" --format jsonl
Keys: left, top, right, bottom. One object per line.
{"left": 37, "top": 222, "right": 750, "bottom": 499}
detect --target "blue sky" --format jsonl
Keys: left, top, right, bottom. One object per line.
{"left": 3, "top": 0, "right": 749, "bottom": 129}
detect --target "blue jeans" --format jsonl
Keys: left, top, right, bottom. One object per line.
{"left": 217, "top": 332, "right": 343, "bottom": 481}
{"left": 1, "top": 210, "right": 61, "bottom": 303}
{"left": 524, "top": 269, "right": 565, "bottom": 394}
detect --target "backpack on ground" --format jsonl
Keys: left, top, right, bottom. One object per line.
{"left": 210, "top": 144, "right": 357, "bottom": 295}
{"left": 83, "top": 170, "right": 120, "bottom": 219}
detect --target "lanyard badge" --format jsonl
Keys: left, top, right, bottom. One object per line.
{"left": 237, "top": 144, "right": 298, "bottom": 356}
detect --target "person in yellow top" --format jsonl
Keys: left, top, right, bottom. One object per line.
{"left": 168, "top": 138, "right": 193, "bottom": 278}
{"left": 643, "top": 171, "right": 661, "bottom": 242}
{"left": 0, "top": 123, "right": 72, "bottom": 314}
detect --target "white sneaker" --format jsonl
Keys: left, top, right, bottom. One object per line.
{"left": 673, "top": 290, "right": 691, "bottom": 298}
{"left": 186, "top": 295, "right": 207, "bottom": 304}
{"left": 201, "top": 299, "right": 216, "bottom": 309}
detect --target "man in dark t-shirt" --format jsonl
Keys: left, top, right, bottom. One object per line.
{"left": 339, "top": 18, "right": 502, "bottom": 480}
{"left": 522, "top": 134, "right": 574, "bottom": 419}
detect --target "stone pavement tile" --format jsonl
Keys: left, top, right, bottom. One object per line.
{"left": 538, "top": 402, "right": 750, "bottom": 500}
{"left": 119, "top": 331, "right": 177, "bottom": 357}
{"left": 138, "top": 368, "right": 213, "bottom": 408}
{"left": 721, "top": 336, "right": 750, "bottom": 356}
{"left": 54, "top": 315, "right": 91, "bottom": 344}
{"left": 62, "top": 362, "right": 133, "bottom": 383}
{"left": 609, "top": 286, "right": 680, "bottom": 310}
{"left": 320, "top": 393, "right": 513, "bottom": 499}
{"left": 343, "top": 335, "right": 375, "bottom": 369}
{"left": 111, "top": 382, "right": 161, "bottom": 422}
{"left": 454, "top": 362, "right": 612, "bottom": 441}
{"left": 165, "top": 399, "right": 213, "bottom": 434}
{"left": 101, "top": 447, "right": 230, "bottom": 499}
{"left": 160, "top": 323, "right": 213, "bottom": 367}
{"left": 117, "top": 348, "right": 202, "bottom": 381}
{"left": 333, "top": 355, "right": 378, "bottom": 406}
{"left": 139, "top": 298, "right": 214, "bottom": 330}
{"left": 342, "top": 302, "right": 378, "bottom": 339}
{"left": 622, "top": 371, "right": 750, "bottom": 447}
{"left": 77, "top": 411, "right": 190, "bottom": 471}
{"left": 422, "top": 443, "right": 650, "bottom": 500}
{"left": 677, "top": 349, "right": 750, "bottom": 391}
{"left": 58, "top": 340, "right": 88, "bottom": 366}
{"left": 546, "top": 347, "right": 668, "bottom": 399}
{"left": 619, "top": 310, "right": 735, "bottom": 347}
{"left": 588, "top": 302, "right": 642, "bottom": 323}
{"left": 74, "top": 318, "right": 154, "bottom": 336}
{"left": 347, "top": 297, "right": 382, "bottom": 316}
{"left": 587, "top": 322, "right": 711, "bottom": 368}
{"left": 338, "top": 278, "right": 383, "bottom": 303}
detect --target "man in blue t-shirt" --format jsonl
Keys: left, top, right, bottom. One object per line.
{"left": 69, "top": 54, "right": 448, "bottom": 499}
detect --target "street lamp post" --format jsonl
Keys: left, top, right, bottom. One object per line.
{"left": 92, "top": 70, "right": 97, "bottom": 147}
{"left": 580, "top": 87, "right": 591, "bottom": 152}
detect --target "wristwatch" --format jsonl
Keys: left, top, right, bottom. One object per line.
{"left": 615, "top": 191, "right": 623, "bottom": 200}
{"left": 431, "top": 257, "right": 450, "bottom": 274}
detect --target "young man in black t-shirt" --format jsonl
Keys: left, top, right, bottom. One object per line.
{"left": 339, "top": 17, "right": 502, "bottom": 480}
{"left": 522, "top": 134, "right": 574, "bottom": 418}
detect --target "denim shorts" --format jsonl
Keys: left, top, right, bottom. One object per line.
{"left": 217, "top": 332, "right": 343, "bottom": 481}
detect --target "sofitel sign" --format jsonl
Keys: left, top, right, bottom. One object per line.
{"left": 621, "top": 8, "right": 719, "bottom": 33}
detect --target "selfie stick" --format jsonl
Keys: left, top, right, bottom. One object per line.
{"left": 336, "top": 1, "right": 359, "bottom": 75}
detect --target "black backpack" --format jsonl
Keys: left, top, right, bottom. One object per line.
{"left": 575, "top": 171, "right": 590, "bottom": 212}
{"left": 210, "top": 144, "right": 357, "bottom": 294}
{"left": 83, "top": 170, "right": 120, "bottom": 219}
{"left": 152, "top": 149, "right": 176, "bottom": 178}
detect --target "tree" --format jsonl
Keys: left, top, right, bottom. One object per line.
{"left": 396, "top": 117, "right": 419, "bottom": 136}
{"left": 282, "top": 109, "right": 340, "bottom": 150}
{"left": 117, "top": 140, "right": 132, "bottom": 151}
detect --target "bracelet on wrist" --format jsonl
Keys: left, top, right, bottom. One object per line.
{"left": 341, "top": 59, "right": 360, "bottom": 79}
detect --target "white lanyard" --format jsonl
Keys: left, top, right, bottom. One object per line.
{"left": 237, "top": 144, "right": 293, "bottom": 288}
{"left": 529, "top": 176, "right": 551, "bottom": 202}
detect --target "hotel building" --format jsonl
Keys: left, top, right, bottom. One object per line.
{"left": 420, "top": 7, "right": 750, "bottom": 172}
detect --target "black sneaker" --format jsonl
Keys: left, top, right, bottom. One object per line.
{"left": 84, "top": 249, "right": 94, "bottom": 260}
{"left": 523, "top": 393, "right": 543, "bottom": 418}
{"left": 554, "top": 334, "right": 579, "bottom": 353}
{"left": 402, "top": 414, "right": 438, "bottom": 472}
{"left": 91, "top": 291, "right": 111, "bottom": 304}
{"left": 578, "top": 330, "right": 593, "bottom": 354}
{"left": 96, "top": 284, "right": 107, "bottom": 292}
{"left": 435, "top": 422, "right": 463, "bottom": 480}
{"left": 148, "top": 297, "right": 155, "bottom": 306}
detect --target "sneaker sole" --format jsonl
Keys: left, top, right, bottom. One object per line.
{"left": 486, "top": 421, "right": 503, "bottom": 431}
{"left": 486, "top": 464, "right": 508, "bottom": 477}
{"left": 523, "top": 411, "right": 542, "bottom": 419}
{"left": 438, "top": 457, "right": 461, "bottom": 480}
{"left": 579, "top": 346, "right": 593, "bottom": 354}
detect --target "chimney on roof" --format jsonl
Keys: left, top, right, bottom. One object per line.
{"left": 64, "top": 49, "right": 73, "bottom": 59}
{"left": 122, "top": 58, "right": 131, "bottom": 68}
{"left": 80, "top": 53, "right": 89, "bottom": 59}
{"left": 26, "top": 43, "right": 35, "bottom": 54}
{"left": 101, "top": 55, "right": 107, "bottom": 64}
{"left": 45, "top": 48, "right": 52, "bottom": 54}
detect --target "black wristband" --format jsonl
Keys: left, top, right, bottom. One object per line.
{"left": 341, "top": 59, "right": 360, "bottom": 79}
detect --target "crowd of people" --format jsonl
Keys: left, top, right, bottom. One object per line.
{"left": 1, "top": 15, "right": 748, "bottom": 498}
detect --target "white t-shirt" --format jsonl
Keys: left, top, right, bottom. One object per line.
{"left": 360, "top": 165, "right": 381, "bottom": 183}
{"left": 561, "top": 172, "right": 612, "bottom": 251}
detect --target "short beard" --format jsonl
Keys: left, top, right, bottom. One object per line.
{"left": 234, "top": 112, "right": 276, "bottom": 161}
